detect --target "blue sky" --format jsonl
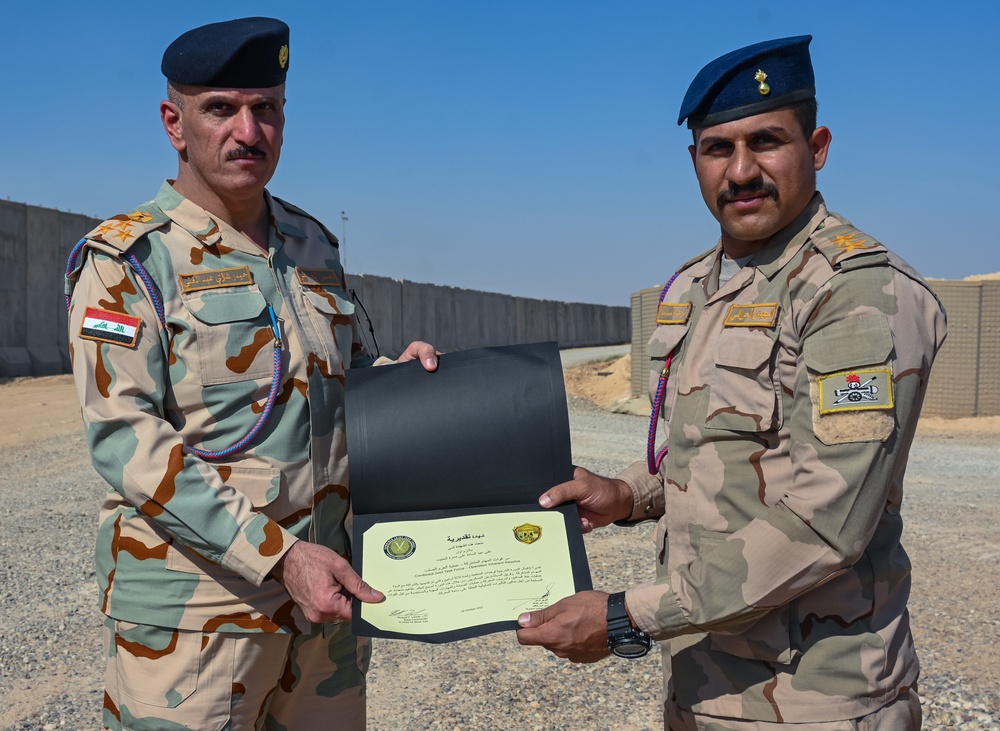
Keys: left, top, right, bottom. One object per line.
{"left": 4, "top": 1, "right": 998, "bottom": 306}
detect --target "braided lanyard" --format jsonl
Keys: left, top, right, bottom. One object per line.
{"left": 645, "top": 271, "right": 682, "bottom": 475}
{"left": 66, "top": 239, "right": 283, "bottom": 460}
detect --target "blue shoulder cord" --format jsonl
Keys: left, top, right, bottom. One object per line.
{"left": 66, "top": 239, "right": 283, "bottom": 460}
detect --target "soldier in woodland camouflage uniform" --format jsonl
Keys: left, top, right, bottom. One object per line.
{"left": 517, "top": 37, "right": 947, "bottom": 730}
{"left": 66, "top": 17, "right": 437, "bottom": 731}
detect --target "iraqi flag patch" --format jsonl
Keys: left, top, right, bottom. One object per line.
{"left": 79, "top": 307, "right": 142, "bottom": 347}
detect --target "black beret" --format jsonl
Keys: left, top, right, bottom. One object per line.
{"left": 162, "top": 17, "right": 290, "bottom": 88}
{"left": 678, "top": 36, "right": 814, "bottom": 129}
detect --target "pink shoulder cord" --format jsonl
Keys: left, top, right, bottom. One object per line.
{"left": 645, "top": 271, "right": 682, "bottom": 475}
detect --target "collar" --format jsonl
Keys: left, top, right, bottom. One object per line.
{"left": 155, "top": 181, "right": 294, "bottom": 255}
{"left": 155, "top": 180, "right": 225, "bottom": 247}
{"left": 752, "top": 192, "right": 828, "bottom": 280}
{"left": 684, "top": 193, "right": 828, "bottom": 302}
{"left": 264, "top": 190, "right": 309, "bottom": 240}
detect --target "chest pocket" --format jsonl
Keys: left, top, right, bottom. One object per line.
{"left": 647, "top": 323, "right": 689, "bottom": 423}
{"left": 180, "top": 286, "right": 275, "bottom": 385}
{"left": 297, "top": 285, "right": 356, "bottom": 372}
{"left": 705, "top": 327, "right": 781, "bottom": 432}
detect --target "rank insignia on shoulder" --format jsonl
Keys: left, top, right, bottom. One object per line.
{"left": 832, "top": 233, "right": 872, "bottom": 254}
{"left": 296, "top": 268, "right": 341, "bottom": 288}
{"left": 818, "top": 368, "right": 893, "bottom": 414}
{"left": 656, "top": 303, "right": 691, "bottom": 325}
{"left": 79, "top": 307, "right": 141, "bottom": 347}
{"left": 724, "top": 303, "right": 780, "bottom": 327}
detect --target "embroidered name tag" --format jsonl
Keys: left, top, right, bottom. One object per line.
{"left": 296, "top": 268, "right": 341, "bottom": 288}
{"left": 179, "top": 266, "right": 253, "bottom": 293}
{"left": 723, "top": 303, "right": 780, "bottom": 327}
{"left": 656, "top": 303, "right": 691, "bottom": 325}
{"left": 79, "top": 307, "right": 141, "bottom": 347}
{"left": 818, "top": 368, "right": 894, "bottom": 414}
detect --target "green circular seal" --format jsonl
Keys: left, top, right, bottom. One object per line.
{"left": 383, "top": 535, "right": 416, "bottom": 560}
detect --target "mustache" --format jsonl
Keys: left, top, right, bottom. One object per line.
{"left": 225, "top": 146, "right": 266, "bottom": 160}
{"left": 717, "top": 181, "right": 778, "bottom": 208}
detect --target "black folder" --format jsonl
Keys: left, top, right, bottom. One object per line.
{"left": 345, "top": 341, "right": 592, "bottom": 642}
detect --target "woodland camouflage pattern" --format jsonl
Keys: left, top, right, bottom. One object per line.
{"left": 67, "top": 181, "right": 373, "bottom": 725}
{"left": 616, "top": 193, "right": 947, "bottom": 724}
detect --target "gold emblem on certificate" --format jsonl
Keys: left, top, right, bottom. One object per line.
{"left": 513, "top": 523, "right": 542, "bottom": 545}
{"left": 383, "top": 536, "right": 416, "bottom": 560}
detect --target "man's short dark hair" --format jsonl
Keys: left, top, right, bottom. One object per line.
{"left": 789, "top": 98, "right": 817, "bottom": 137}
{"left": 166, "top": 81, "right": 184, "bottom": 109}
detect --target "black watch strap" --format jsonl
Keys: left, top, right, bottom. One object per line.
{"left": 607, "top": 592, "right": 632, "bottom": 629}
{"left": 607, "top": 592, "right": 652, "bottom": 658}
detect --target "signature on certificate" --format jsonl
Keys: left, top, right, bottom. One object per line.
{"left": 388, "top": 608, "right": 429, "bottom": 624}
{"left": 508, "top": 582, "right": 555, "bottom": 610}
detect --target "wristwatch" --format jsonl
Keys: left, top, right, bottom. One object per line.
{"left": 606, "top": 592, "right": 652, "bottom": 658}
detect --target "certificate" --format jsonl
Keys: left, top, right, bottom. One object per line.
{"left": 345, "top": 342, "right": 592, "bottom": 643}
{"left": 353, "top": 504, "right": 590, "bottom": 642}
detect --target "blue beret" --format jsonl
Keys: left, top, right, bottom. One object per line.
{"left": 162, "top": 17, "right": 290, "bottom": 88}
{"left": 678, "top": 36, "right": 814, "bottom": 129}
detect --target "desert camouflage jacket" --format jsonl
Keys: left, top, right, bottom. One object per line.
{"left": 617, "top": 193, "right": 947, "bottom": 722}
{"left": 67, "top": 181, "right": 372, "bottom": 633}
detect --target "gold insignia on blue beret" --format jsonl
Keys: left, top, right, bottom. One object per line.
{"left": 279, "top": 44, "right": 289, "bottom": 69}
{"left": 678, "top": 35, "right": 815, "bottom": 129}
{"left": 754, "top": 70, "right": 771, "bottom": 96}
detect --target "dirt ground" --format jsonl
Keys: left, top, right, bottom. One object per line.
{"left": 1, "top": 367, "right": 997, "bottom": 728}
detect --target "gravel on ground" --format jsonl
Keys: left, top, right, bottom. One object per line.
{"left": 0, "top": 377, "right": 997, "bottom": 730}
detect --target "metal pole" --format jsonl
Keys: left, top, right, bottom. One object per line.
{"left": 340, "top": 211, "right": 348, "bottom": 269}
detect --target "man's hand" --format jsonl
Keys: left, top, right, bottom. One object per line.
{"left": 539, "top": 466, "right": 634, "bottom": 533}
{"left": 516, "top": 591, "right": 610, "bottom": 663}
{"left": 397, "top": 340, "right": 440, "bottom": 372}
{"left": 271, "top": 541, "right": 383, "bottom": 623}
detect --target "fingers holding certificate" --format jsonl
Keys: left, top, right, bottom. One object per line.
{"left": 345, "top": 342, "right": 592, "bottom": 643}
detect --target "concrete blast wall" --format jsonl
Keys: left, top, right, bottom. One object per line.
{"left": 0, "top": 200, "right": 629, "bottom": 377}
{"left": 346, "top": 275, "right": 629, "bottom": 357}
{"left": 0, "top": 203, "right": 98, "bottom": 377}
{"left": 630, "top": 279, "right": 1000, "bottom": 419}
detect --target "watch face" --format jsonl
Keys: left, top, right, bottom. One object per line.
{"left": 611, "top": 640, "right": 650, "bottom": 659}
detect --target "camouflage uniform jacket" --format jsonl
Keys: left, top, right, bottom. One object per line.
{"left": 67, "top": 181, "right": 373, "bottom": 634}
{"left": 616, "top": 193, "right": 947, "bottom": 722}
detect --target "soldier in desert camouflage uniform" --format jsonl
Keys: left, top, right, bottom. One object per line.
{"left": 66, "top": 17, "right": 437, "bottom": 731}
{"left": 517, "top": 36, "right": 947, "bottom": 730}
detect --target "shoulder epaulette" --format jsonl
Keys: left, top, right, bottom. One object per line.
{"left": 272, "top": 196, "right": 340, "bottom": 249}
{"left": 811, "top": 222, "right": 889, "bottom": 271}
{"left": 84, "top": 203, "right": 171, "bottom": 255}
{"left": 678, "top": 244, "right": 718, "bottom": 273}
